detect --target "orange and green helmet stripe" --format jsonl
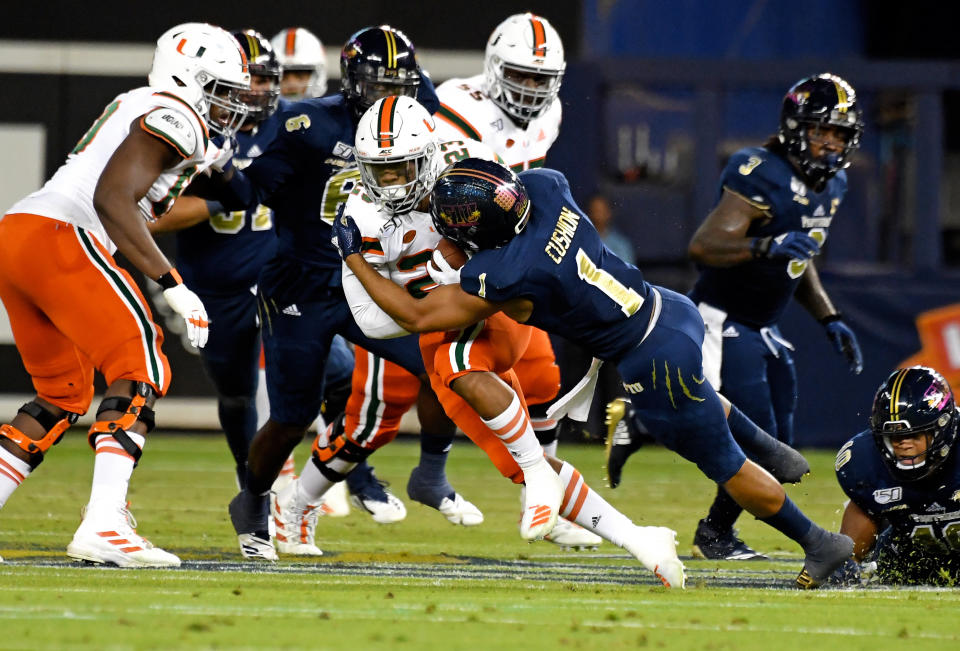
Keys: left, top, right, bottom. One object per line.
{"left": 377, "top": 95, "right": 399, "bottom": 147}
{"left": 530, "top": 16, "right": 547, "bottom": 57}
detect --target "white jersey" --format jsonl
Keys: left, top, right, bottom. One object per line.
{"left": 6, "top": 86, "right": 217, "bottom": 253}
{"left": 341, "top": 138, "right": 497, "bottom": 339}
{"left": 435, "top": 74, "right": 561, "bottom": 172}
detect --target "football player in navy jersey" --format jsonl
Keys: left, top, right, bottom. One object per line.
{"left": 832, "top": 366, "right": 960, "bottom": 586}
{"left": 151, "top": 30, "right": 355, "bottom": 492}
{"left": 659, "top": 73, "right": 863, "bottom": 561}
{"left": 208, "top": 26, "right": 473, "bottom": 560}
{"left": 332, "top": 158, "right": 854, "bottom": 588}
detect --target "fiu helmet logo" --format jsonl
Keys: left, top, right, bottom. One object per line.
{"left": 494, "top": 187, "right": 517, "bottom": 212}
{"left": 437, "top": 203, "right": 480, "bottom": 227}
{"left": 923, "top": 383, "right": 951, "bottom": 410}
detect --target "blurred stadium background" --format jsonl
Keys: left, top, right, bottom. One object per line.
{"left": 1, "top": 0, "right": 958, "bottom": 448}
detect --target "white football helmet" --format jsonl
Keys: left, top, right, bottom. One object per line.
{"left": 149, "top": 23, "right": 251, "bottom": 137}
{"left": 271, "top": 27, "right": 327, "bottom": 98}
{"left": 354, "top": 96, "right": 439, "bottom": 215}
{"left": 484, "top": 13, "right": 565, "bottom": 123}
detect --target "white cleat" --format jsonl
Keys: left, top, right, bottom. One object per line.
{"left": 271, "top": 480, "right": 324, "bottom": 556}
{"left": 622, "top": 525, "right": 686, "bottom": 589}
{"left": 270, "top": 453, "right": 297, "bottom": 493}
{"left": 350, "top": 487, "right": 407, "bottom": 524}
{"left": 519, "top": 458, "right": 563, "bottom": 541}
{"left": 237, "top": 533, "right": 278, "bottom": 561}
{"left": 66, "top": 504, "right": 180, "bottom": 568}
{"left": 544, "top": 517, "right": 602, "bottom": 550}
{"left": 437, "top": 493, "right": 484, "bottom": 526}
{"left": 318, "top": 480, "right": 350, "bottom": 518}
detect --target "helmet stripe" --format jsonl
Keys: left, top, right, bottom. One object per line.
{"left": 891, "top": 368, "right": 909, "bottom": 421}
{"left": 284, "top": 29, "right": 297, "bottom": 56}
{"left": 530, "top": 17, "right": 547, "bottom": 57}
{"left": 437, "top": 168, "right": 522, "bottom": 200}
{"left": 383, "top": 28, "right": 397, "bottom": 69}
{"left": 377, "top": 95, "right": 398, "bottom": 147}
{"left": 245, "top": 33, "right": 260, "bottom": 61}
{"left": 833, "top": 80, "right": 848, "bottom": 114}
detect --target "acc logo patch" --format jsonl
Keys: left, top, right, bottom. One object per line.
{"left": 873, "top": 487, "right": 902, "bottom": 504}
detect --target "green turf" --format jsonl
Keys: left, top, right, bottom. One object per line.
{"left": 1, "top": 432, "right": 958, "bottom": 650}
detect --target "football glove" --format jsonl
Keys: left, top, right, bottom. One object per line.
{"left": 208, "top": 137, "right": 236, "bottom": 174}
{"left": 821, "top": 314, "right": 863, "bottom": 375}
{"left": 426, "top": 249, "right": 461, "bottom": 286}
{"left": 157, "top": 270, "right": 209, "bottom": 348}
{"left": 752, "top": 231, "right": 820, "bottom": 260}
{"left": 330, "top": 207, "right": 363, "bottom": 260}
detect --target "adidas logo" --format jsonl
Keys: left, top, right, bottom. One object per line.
{"left": 722, "top": 325, "right": 739, "bottom": 337}
{"left": 247, "top": 144, "right": 263, "bottom": 158}
{"left": 926, "top": 502, "right": 945, "bottom": 513}
{"left": 282, "top": 304, "right": 302, "bottom": 317}
{"left": 591, "top": 515, "right": 601, "bottom": 528}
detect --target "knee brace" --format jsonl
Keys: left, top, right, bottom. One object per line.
{"left": 87, "top": 382, "right": 156, "bottom": 466}
{"left": 0, "top": 402, "right": 79, "bottom": 468}
{"left": 310, "top": 413, "right": 371, "bottom": 482}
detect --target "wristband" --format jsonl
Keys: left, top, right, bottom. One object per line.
{"left": 750, "top": 236, "right": 772, "bottom": 258}
{"left": 156, "top": 268, "right": 183, "bottom": 290}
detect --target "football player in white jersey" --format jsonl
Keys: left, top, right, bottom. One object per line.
{"left": 0, "top": 23, "right": 249, "bottom": 567}
{"left": 271, "top": 27, "right": 328, "bottom": 99}
{"left": 432, "top": 14, "right": 600, "bottom": 549}
{"left": 270, "top": 96, "right": 488, "bottom": 554}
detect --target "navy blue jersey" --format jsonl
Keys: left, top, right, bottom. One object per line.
{"left": 223, "top": 79, "right": 439, "bottom": 275}
{"left": 835, "top": 428, "right": 960, "bottom": 563}
{"left": 689, "top": 146, "right": 848, "bottom": 328}
{"left": 458, "top": 169, "right": 655, "bottom": 361}
{"left": 176, "top": 100, "right": 290, "bottom": 294}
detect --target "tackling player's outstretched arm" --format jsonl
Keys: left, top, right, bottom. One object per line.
{"left": 838, "top": 500, "right": 878, "bottom": 561}
{"left": 93, "top": 124, "right": 180, "bottom": 279}
{"left": 333, "top": 212, "right": 502, "bottom": 332}
{"left": 687, "top": 190, "right": 765, "bottom": 267}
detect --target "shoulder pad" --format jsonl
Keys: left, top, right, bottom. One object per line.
{"left": 141, "top": 108, "right": 198, "bottom": 158}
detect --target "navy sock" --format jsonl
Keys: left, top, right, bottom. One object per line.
{"left": 759, "top": 495, "right": 814, "bottom": 544}
{"left": 420, "top": 431, "right": 454, "bottom": 455}
{"left": 727, "top": 404, "right": 779, "bottom": 458}
{"left": 704, "top": 486, "right": 744, "bottom": 532}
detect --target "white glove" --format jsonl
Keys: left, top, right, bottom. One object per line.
{"left": 426, "top": 249, "right": 461, "bottom": 286}
{"left": 162, "top": 284, "right": 209, "bottom": 348}
{"left": 208, "top": 138, "right": 235, "bottom": 174}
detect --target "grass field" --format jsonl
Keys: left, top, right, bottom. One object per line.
{"left": 1, "top": 432, "right": 958, "bottom": 650}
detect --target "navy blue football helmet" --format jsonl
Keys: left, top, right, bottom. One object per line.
{"left": 779, "top": 73, "right": 863, "bottom": 186}
{"left": 231, "top": 29, "right": 281, "bottom": 124}
{"left": 340, "top": 26, "right": 420, "bottom": 120}
{"left": 870, "top": 366, "right": 958, "bottom": 481}
{"left": 430, "top": 158, "right": 531, "bottom": 252}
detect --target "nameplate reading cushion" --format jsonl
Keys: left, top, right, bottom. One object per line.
{"left": 141, "top": 108, "right": 198, "bottom": 158}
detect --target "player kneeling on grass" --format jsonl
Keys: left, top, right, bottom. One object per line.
{"left": 830, "top": 365, "right": 960, "bottom": 587}
{"left": 333, "top": 157, "right": 857, "bottom": 589}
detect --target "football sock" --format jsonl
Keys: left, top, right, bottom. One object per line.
{"left": 558, "top": 461, "right": 633, "bottom": 546}
{"left": 88, "top": 431, "right": 144, "bottom": 510}
{"left": 217, "top": 394, "right": 256, "bottom": 475}
{"left": 726, "top": 404, "right": 780, "bottom": 459}
{"left": 481, "top": 392, "right": 543, "bottom": 469}
{"left": 759, "top": 495, "right": 815, "bottom": 545}
{"left": 298, "top": 457, "right": 335, "bottom": 504}
{"left": 531, "top": 406, "right": 559, "bottom": 458}
{"left": 0, "top": 446, "right": 31, "bottom": 508}
{"left": 703, "top": 486, "right": 744, "bottom": 533}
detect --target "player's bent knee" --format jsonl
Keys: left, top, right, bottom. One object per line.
{"left": 87, "top": 382, "right": 157, "bottom": 466}
{"left": 0, "top": 402, "right": 79, "bottom": 468}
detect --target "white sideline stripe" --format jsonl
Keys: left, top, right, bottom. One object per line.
{"left": 0, "top": 40, "right": 482, "bottom": 80}
{"left": 0, "top": 394, "right": 421, "bottom": 432}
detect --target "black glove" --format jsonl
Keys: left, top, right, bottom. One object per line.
{"left": 820, "top": 314, "right": 863, "bottom": 375}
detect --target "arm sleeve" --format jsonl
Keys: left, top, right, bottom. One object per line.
{"left": 416, "top": 70, "right": 440, "bottom": 114}
{"left": 341, "top": 260, "right": 411, "bottom": 339}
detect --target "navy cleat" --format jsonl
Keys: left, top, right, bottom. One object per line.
{"left": 796, "top": 530, "right": 855, "bottom": 589}
{"left": 692, "top": 519, "right": 769, "bottom": 561}
{"left": 604, "top": 398, "right": 643, "bottom": 488}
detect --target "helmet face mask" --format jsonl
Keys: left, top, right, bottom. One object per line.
{"left": 149, "top": 23, "right": 251, "bottom": 138}
{"left": 484, "top": 13, "right": 565, "bottom": 123}
{"left": 232, "top": 29, "right": 281, "bottom": 126}
{"left": 354, "top": 95, "right": 439, "bottom": 215}
{"left": 271, "top": 27, "right": 327, "bottom": 99}
{"left": 341, "top": 26, "right": 421, "bottom": 120}
{"left": 779, "top": 73, "right": 863, "bottom": 186}
{"left": 430, "top": 158, "right": 531, "bottom": 252}
{"left": 870, "top": 366, "right": 958, "bottom": 482}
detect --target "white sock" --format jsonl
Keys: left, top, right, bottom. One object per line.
{"left": 558, "top": 461, "right": 635, "bottom": 547}
{"left": 298, "top": 456, "right": 338, "bottom": 503}
{"left": 480, "top": 391, "right": 543, "bottom": 469}
{"left": 540, "top": 439, "right": 558, "bottom": 458}
{"left": 88, "top": 431, "right": 145, "bottom": 511}
{"left": 0, "top": 446, "right": 32, "bottom": 508}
